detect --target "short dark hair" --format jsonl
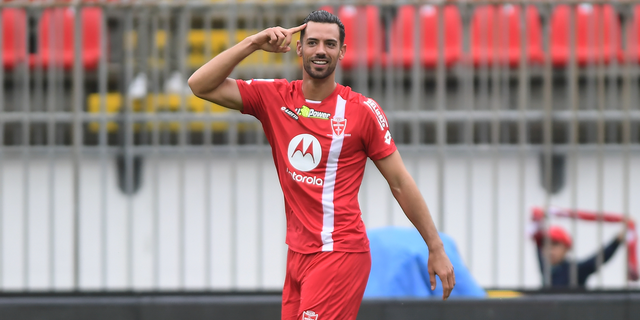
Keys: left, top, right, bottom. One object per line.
{"left": 300, "top": 10, "right": 345, "bottom": 45}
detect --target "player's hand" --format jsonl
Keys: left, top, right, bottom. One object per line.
{"left": 428, "top": 248, "right": 456, "bottom": 300}
{"left": 248, "top": 24, "right": 306, "bottom": 53}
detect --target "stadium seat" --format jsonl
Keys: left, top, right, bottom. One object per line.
{"left": 33, "top": 7, "right": 103, "bottom": 70}
{"left": 550, "top": 4, "right": 622, "bottom": 66}
{"left": 421, "top": 5, "right": 461, "bottom": 68}
{"left": 336, "top": 5, "right": 385, "bottom": 70}
{"left": 625, "top": 5, "right": 640, "bottom": 62}
{"left": 470, "top": 4, "right": 543, "bottom": 66}
{"left": 388, "top": 5, "right": 462, "bottom": 69}
{"left": 2, "top": 8, "right": 27, "bottom": 69}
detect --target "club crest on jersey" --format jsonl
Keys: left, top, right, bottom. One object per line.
{"left": 331, "top": 117, "right": 347, "bottom": 136}
{"left": 302, "top": 310, "right": 319, "bottom": 320}
{"left": 296, "top": 105, "right": 331, "bottom": 120}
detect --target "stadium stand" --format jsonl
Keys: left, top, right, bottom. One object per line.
{"left": 87, "top": 93, "right": 230, "bottom": 133}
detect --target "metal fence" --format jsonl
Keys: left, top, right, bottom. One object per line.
{"left": 1, "top": 0, "right": 640, "bottom": 291}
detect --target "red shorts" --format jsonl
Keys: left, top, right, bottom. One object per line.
{"left": 281, "top": 249, "right": 371, "bottom": 320}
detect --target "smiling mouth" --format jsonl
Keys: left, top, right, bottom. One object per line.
{"left": 311, "top": 60, "right": 328, "bottom": 66}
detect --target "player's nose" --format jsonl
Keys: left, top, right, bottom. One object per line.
{"left": 315, "top": 43, "right": 327, "bottom": 55}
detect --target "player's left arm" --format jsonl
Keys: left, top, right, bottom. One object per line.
{"left": 373, "top": 151, "right": 456, "bottom": 300}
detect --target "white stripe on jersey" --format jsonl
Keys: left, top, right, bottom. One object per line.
{"left": 321, "top": 95, "right": 346, "bottom": 252}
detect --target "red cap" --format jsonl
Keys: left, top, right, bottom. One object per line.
{"left": 548, "top": 226, "right": 572, "bottom": 249}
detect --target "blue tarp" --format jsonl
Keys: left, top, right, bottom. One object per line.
{"left": 364, "top": 227, "right": 486, "bottom": 298}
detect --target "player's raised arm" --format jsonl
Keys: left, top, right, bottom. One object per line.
{"left": 373, "top": 151, "right": 456, "bottom": 300}
{"left": 188, "top": 24, "right": 306, "bottom": 111}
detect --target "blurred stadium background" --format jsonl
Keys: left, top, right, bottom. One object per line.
{"left": 1, "top": 0, "right": 640, "bottom": 319}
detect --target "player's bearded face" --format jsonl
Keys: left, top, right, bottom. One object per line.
{"left": 303, "top": 51, "right": 338, "bottom": 80}
{"left": 298, "top": 23, "right": 343, "bottom": 80}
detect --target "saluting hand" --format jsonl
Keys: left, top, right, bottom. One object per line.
{"left": 428, "top": 248, "right": 456, "bottom": 300}
{"left": 249, "top": 24, "right": 307, "bottom": 53}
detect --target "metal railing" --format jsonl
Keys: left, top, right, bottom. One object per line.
{"left": 0, "top": 0, "right": 639, "bottom": 291}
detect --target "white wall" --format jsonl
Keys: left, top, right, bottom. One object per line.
{"left": 1, "top": 150, "right": 639, "bottom": 291}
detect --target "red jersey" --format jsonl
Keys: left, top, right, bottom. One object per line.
{"left": 237, "top": 79, "right": 397, "bottom": 254}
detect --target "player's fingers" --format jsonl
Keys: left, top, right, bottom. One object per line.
{"left": 288, "top": 23, "right": 306, "bottom": 34}
{"left": 267, "top": 30, "right": 278, "bottom": 45}
{"left": 450, "top": 267, "right": 456, "bottom": 288}
{"left": 440, "top": 274, "right": 451, "bottom": 300}
{"left": 281, "top": 33, "right": 293, "bottom": 50}
{"left": 444, "top": 268, "right": 455, "bottom": 299}
{"left": 275, "top": 30, "right": 287, "bottom": 48}
{"left": 276, "top": 46, "right": 291, "bottom": 53}
{"left": 429, "top": 270, "right": 436, "bottom": 291}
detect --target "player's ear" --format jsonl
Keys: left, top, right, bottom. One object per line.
{"left": 338, "top": 43, "right": 346, "bottom": 60}
{"left": 296, "top": 40, "right": 302, "bottom": 57}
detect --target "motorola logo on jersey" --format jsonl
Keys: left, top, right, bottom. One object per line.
{"left": 288, "top": 134, "right": 322, "bottom": 172}
{"left": 286, "top": 168, "right": 323, "bottom": 186}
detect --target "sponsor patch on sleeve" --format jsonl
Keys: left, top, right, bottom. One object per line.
{"left": 363, "top": 98, "right": 388, "bottom": 130}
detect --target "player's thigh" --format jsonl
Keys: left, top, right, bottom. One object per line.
{"left": 298, "top": 251, "right": 371, "bottom": 320}
{"left": 282, "top": 271, "right": 302, "bottom": 320}
{"left": 282, "top": 250, "right": 304, "bottom": 320}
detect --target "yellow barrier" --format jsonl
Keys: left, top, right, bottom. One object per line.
{"left": 486, "top": 290, "right": 524, "bottom": 299}
{"left": 87, "top": 93, "right": 234, "bottom": 133}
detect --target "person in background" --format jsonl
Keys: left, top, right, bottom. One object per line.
{"left": 532, "top": 222, "right": 631, "bottom": 287}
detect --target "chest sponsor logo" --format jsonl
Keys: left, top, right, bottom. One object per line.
{"left": 286, "top": 168, "right": 323, "bottom": 186}
{"left": 364, "top": 98, "right": 388, "bottom": 130}
{"left": 296, "top": 105, "right": 331, "bottom": 120}
{"left": 281, "top": 106, "right": 299, "bottom": 121}
{"left": 302, "top": 310, "right": 319, "bottom": 320}
{"left": 331, "top": 117, "right": 347, "bottom": 136}
{"left": 288, "top": 134, "right": 322, "bottom": 172}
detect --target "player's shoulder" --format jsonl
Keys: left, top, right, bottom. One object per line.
{"left": 341, "top": 87, "right": 388, "bottom": 125}
{"left": 339, "top": 86, "right": 378, "bottom": 111}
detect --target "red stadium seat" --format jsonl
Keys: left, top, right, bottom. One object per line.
{"left": 470, "top": 4, "right": 543, "bottom": 66}
{"left": 337, "top": 5, "right": 385, "bottom": 70}
{"left": 388, "top": 5, "right": 462, "bottom": 69}
{"left": 32, "top": 7, "right": 103, "bottom": 70}
{"left": 550, "top": 4, "right": 622, "bottom": 66}
{"left": 625, "top": 5, "right": 640, "bottom": 62}
{"left": 2, "top": 8, "right": 27, "bottom": 69}
{"left": 421, "top": 5, "right": 462, "bottom": 68}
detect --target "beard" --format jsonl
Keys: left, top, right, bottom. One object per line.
{"left": 303, "top": 56, "right": 337, "bottom": 80}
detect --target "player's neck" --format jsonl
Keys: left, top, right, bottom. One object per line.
{"left": 301, "top": 74, "right": 337, "bottom": 102}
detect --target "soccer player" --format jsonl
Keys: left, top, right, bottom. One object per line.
{"left": 188, "top": 10, "right": 455, "bottom": 320}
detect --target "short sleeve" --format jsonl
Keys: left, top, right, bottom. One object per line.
{"left": 235, "top": 78, "right": 278, "bottom": 120}
{"left": 362, "top": 98, "right": 397, "bottom": 160}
